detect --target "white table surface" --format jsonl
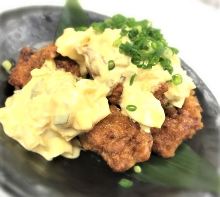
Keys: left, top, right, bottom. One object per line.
{"left": 0, "top": 0, "right": 220, "bottom": 196}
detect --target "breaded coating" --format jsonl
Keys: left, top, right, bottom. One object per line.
{"left": 107, "top": 83, "right": 123, "bottom": 105}
{"left": 55, "top": 56, "right": 81, "bottom": 77}
{"left": 80, "top": 106, "right": 153, "bottom": 172}
{"left": 154, "top": 83, "right": 169, "bottom": 107}
{"left": 151, "top": 94, "right": 203, "bottom": 158}
{"left": 9, "top": 45, "right": 81, "bottom": 88}
{"left": 9, "top": 44, "right": 57, "bottom": 88}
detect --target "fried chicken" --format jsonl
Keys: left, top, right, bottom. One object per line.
{"left": 153, "top": 83, "right": 169, "bottom": 107}
{"left": 151, "top": 94, "right": 203, "bottom": 158}
{"left": 80, "top": 106, "right": 153, "bottom": 172}
{"left": 9, "top": 44, "right": 57, "bottom": 88}
{"left": 107, "top": 83, "right": 123, "bottom": 105}
{"left": 55, "top": 56, "right": 81, "bottom": 77}
{"left": 9, "top": 45, "right": 80, "bottom": 88}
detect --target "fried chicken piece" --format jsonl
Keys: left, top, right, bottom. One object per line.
{"left": 107, "top": 83, "right": 123, "bottom": 105}
{"left": 55, "top": 56, "right": 81, "bottom": 77}
{"left": 151, "top": 94, "right": 203, "bottom": 158}
{"left": 80, "top": 106, "right": 153, "bottom": 172}
{"left": 154, "top": 83, "right": 169, "bottom": 107}
{"left": 9, "top": 44, "right": 57, "bottom": 88}
{"left": 9, "top": 45, "right": 81, "bottom": 89}
{"left": 164, "top": 106, "right": 178, "bottom": 118}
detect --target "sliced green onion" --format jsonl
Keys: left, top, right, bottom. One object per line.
{"left": 1, "top": 60, "right": 12, "bottom": 73}
{"left": 87, "top": 15, "right": 177, "bottom": 72}
{"left": 113, "top": 37, "right": 122, "bottom": 47}
{"left": 172, "top": 74, "right": 183, "bottom": 85}
{"left": 142, "top": 63, "right": 153, "bottom": 69}
{"left": 129, "top": 74, "right": 136, "bottom": 86}
{"left": 108, "top": 60, "right": 115, "bottom": 70}
{"left": 120, "top": 28, "right": 128, "bottom": 36}
{"left": 136, "top": 63, "right": 143, "bottom": 68}
{"left": 126, "top": 105, "right": 137, "bottom": 111}
{"left": 131, "top": 55, "right": 141, "bottom": 65}
{"left": 75, "top": 26, "right": 88, "bottom": 31}
{"left": 170, "top": 47, "right": 179, "bottom": 54}
{"left": 118, "top": 178, "right": 133, "bottom": 188}
{"left": 160, "top": 58, "right": 173, "bottom": 74}
{"left": 128, "top": 28, "right": 139, "bottom": 40}
{"left": 134, "top": 165, "right": 142, "bottom": 173}
{"left": 92, "top": 22, "right": 106, "bottom": 33}
{"left": 111, "top": 14, "right": 127, "bottom": 29}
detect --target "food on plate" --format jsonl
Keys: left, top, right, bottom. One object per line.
{"left": 0, "top": 15, "right": 203, "bottom": 172}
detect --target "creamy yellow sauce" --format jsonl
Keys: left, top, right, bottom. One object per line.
{"left": 121, "top": 81, "right": 165, "bottom": 129}
{"left": 0, "top": 60, "right": 110, "bottom": 160}
{"left": 165, "top": 58, "right": 196, "bottom": 107}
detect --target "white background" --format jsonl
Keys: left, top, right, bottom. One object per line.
{"left": 0, "top": 0, "right": 220, "bottom": 196}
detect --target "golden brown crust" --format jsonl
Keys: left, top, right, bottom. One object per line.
{"left": 80, "top": 106, "right": 153, "bottom": 172}
{"left": 9, "top": 44, "right": 57, "bottom": 88}
{"left": 151, "top": 94, "right": 203, "bottom": 158}
{"left": 154, "top": 83, "right": 169, "bottom": 107}
{"left": 107, "top": 83, "right": 123, "bottom": 105}
{"left": 8, "top": 44, "right": 81, "bottom": 88}
{"left": 55, "top": 56, "right": 81, "bottom": 77}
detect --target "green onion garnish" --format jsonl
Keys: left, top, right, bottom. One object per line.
{"left": 78, "top": 14, "right": 178, "bottom": 72}
{"left": 126, "top": 105, "right": 137, "bottom": 111}
{"left": 134, "top": 165, "right": 142, "bottom": 173}
{"left": 170, "top": 47, "right": 179, "bottom": 54}
{"left": 128, "top": 28, "right": 139, "bottom": 40}
{"left": 108, "top": 60, "right": 115, "bottom": 70}
{"left": 160, "top": 58, "right": 173, "bottom": 74}
{"left": 118, "top": 178, "right": 133, "bottom": 188}
{"left": 131, "top": 55, "right": 141, "bottom": 65}
{"left": 75, "top": 26, "right": 88, "bottom": 31}
{"left": 92, "top": 22, "right": 106, "bottom": 33}
{"left": 172, "top": 74, "right": 183, "bottom": 85}
{"left": 120, "top": 27, "right": 128, "bottom": 36}
{"left": 142, "top": 63, "right": 152, "bottom": 69}
{"left": 1, "top": 60, "right": 12, "bottom": 73}
{"left": 113, "top": 37, "right": 122, "bottom": 47}
{"left": 129, "top": 74, "right": 136, "bottom": 86}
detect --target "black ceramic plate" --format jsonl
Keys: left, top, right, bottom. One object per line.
{"left": 0, "top": 6, "right": 219, "bottom": 197}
